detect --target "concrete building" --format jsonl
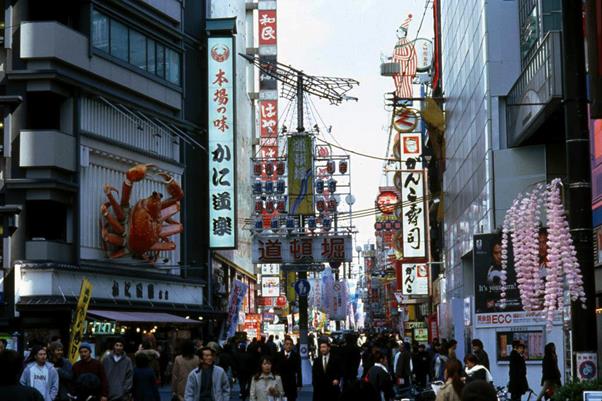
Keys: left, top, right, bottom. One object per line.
{"left": 439, "top": 0, "right": 577, "bottom": 389}
{"left": 0, "top": 0, "right": 219, "bottom": 350}
{"left": 206, "top": 0, "right": 258, "bottom": 321}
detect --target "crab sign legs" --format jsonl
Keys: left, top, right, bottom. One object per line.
{"left": 100, "top": 164, "right": 184, "bottom": 264}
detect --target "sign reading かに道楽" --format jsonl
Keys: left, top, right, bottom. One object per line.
{"left": 208, "top": 36, "right": 236, "bottom": 249}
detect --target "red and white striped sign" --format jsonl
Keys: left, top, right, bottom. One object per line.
{"left": 392, "top": 15, "right": 417, "bottom": 99}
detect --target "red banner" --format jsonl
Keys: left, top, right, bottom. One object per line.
{"left": 260, "top": 100, "right": 278, "bottom": 138}
{"left": 258, "top": 10, "right": 277, "bottom": 46}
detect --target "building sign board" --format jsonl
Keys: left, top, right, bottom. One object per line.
{"left": 258, "top": 9, "right": 277, "bottom": 47}
{"left": 401, "top": 263, "right": 429, "bottom": 295}
{"left": 288, "top": 135, "right": 314, "bottom": 215}
{"left": 208, "top": 36, "right": 236, "bottom": 248}
{"left": 400, "top": 170, "right": 427, "bottom": 259}
{"left": 261, "top": 276, "right": 280, "bottom": 297}
{"left": 252, "top": 235, "right": 353, "bottom": 264}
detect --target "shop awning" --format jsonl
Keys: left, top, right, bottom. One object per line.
{"left": 87, "top": 310, "right": 201, "bottom": 324}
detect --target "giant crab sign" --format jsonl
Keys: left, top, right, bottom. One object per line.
{"left": 100, "top": 164, "right": 183, "bottom": 264}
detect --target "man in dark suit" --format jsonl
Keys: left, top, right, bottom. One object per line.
{"left": 275, "top": 337, "right": 302, "bottom": 401}
{"left": 312, "top": 338, "right": 342, "bottom": 401}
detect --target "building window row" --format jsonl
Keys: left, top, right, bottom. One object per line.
{"left": 91, "top": 10, "right": 180, "bottom": 85}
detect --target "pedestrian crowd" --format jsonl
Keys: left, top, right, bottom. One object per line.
{"left": 0, "top": 332, "right": 562, "bottom": 401}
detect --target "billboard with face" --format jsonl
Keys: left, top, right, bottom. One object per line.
{"left": 473, "top": 233, "right": 522, "bottom": 314}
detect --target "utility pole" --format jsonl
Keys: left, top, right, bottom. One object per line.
{"left": 561, "top": 0, "right": 598, "bottom": 360}
{"left": 295, "top": 72, "right": 312, "bottom": 384}
{"left": 241, "top": 53, "right": 358, "bottom": 385}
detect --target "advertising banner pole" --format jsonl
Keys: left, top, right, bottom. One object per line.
{"left": 295, "top": 72, "right": 312, "bottom": 385}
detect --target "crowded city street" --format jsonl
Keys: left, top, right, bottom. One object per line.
{"left": 0, "top": 0, "right": 601, "bottom": 401}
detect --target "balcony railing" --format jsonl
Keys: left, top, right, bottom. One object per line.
{"left": 506, "top": 31, "right": 563, "bottom": 146}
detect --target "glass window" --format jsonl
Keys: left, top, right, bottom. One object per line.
{"left": 166, "top": 48, "right": 180, "bottom": 84}
{"left": 147, "top": 39, "right": 156, "bottom": 74}
{"left": 110, "top": 19, "right": 128, "bottom": 61}
{"left": 91, "top": 10, "right": 109, "bottom": 52}
{"left": 156, "top": 44, "right": 165, "bottom": 79}
{"left": 129, "top": 30, "right": 146, "bottom": 70}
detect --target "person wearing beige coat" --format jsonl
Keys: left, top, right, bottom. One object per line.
{"left": 171, "top": 341, "right": 200, "bottom": 401}
{"left": 250, "top": 356, "right": 285, "bottom": 401}
{"left": 435, "top": 359, "right": 464, "bottom": 401}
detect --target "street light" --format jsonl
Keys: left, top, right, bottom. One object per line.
{"left": 355, "top": 245, "right": 362, "bottom": 265}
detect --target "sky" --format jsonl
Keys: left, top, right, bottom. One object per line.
{"left": 278, "top": 0, "right": 434, "bottom": 248}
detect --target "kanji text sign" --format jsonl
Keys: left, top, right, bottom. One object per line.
{"left": 208, "top": 36, "right": 236, "bottom": 248}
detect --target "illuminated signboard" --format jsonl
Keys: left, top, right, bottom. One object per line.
{"left": 208, "top": 36, "right": 236, "bottom": 248}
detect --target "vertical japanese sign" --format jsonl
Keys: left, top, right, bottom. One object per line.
{"left": 259, "top": 100, "right": 278, "bottom": 156}
{"left": 401, "top": 263, "right": 429, "bottom": 295}
{"left": 288, "top": 135, "right": 314, "bottom": 215}
{"left": 258, "top": 1, "right": 278, "bottom": 157}
{"left": 208, "top": 36, "right": 236, "bottom": 248}
{"left": 258, "top": 9, "right": 277, "bottom": 47}
{"left": 400, "top": 169, "right": 427, "bottom": 258}
{"left": 225, "top": 279, "right": 248, "bottom": 339}
{"left": 69, "top": 278, "right": 93, "bottom": 364}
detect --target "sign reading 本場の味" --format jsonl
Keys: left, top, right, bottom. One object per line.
{"left": 208, "top": 36, "right": 236, "bottom": 249}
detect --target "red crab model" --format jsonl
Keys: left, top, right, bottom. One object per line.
{"left": 100, "top": 164, "right": 183, "bottom": 264}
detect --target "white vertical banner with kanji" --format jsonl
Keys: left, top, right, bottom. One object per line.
{"left": 400, "top": 169, "right": 427, "bottom": 258}
{"left": 208, "top": 36, "right": 236, "bottom": 248}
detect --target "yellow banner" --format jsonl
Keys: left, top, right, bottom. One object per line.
{"left": 68, "top": 278, "right": 93, "bottom": 364}
{"left": 286, "top": 272, "right": 297, "bottom": 302}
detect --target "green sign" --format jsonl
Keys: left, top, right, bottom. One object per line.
{"left": 287, "top": 135, "right": 314, "bottom": 215}
{"left": 85, "top": 321, "right": 116, "bottom": 336}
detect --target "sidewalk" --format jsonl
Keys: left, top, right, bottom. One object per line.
{"left": 160, "top": 383, "right": 314, "bottom": 401}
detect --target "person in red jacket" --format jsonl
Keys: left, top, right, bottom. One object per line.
{"left": 72, "top": 343, "right": 109, "bottom": 401}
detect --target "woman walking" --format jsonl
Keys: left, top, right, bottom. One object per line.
{"left": 435, "top": 359, "right": 464, "bottom": 401}
{"left": 249, "top": 356, "right": 284, "bottom": 401}
{"left": 172, "top": 341, "right": 200, "bottom": 401}
{"left": 132, "top": 354, "right": 160, "bottom": 401}
{"left": 536, "top": 343, "right": 561, "bottom": 401}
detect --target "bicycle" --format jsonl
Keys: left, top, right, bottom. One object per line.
{"left": 496, "top": 386, "right": 538, "bottom": 401}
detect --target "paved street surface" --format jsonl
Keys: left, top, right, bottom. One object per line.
{"left": 159, "top": 383, "right": 314, "bottom": 401}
